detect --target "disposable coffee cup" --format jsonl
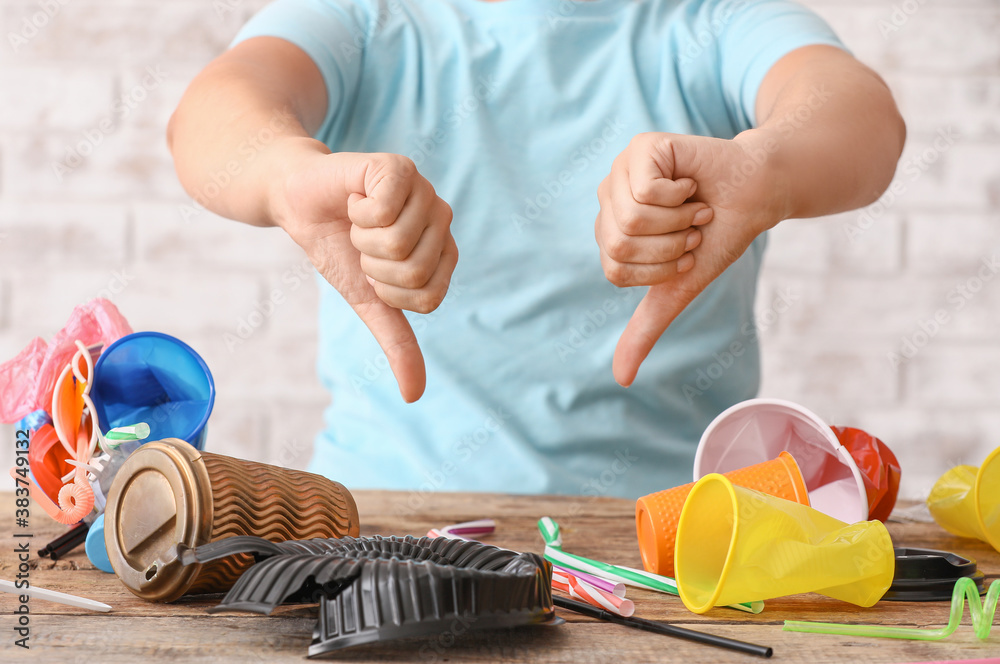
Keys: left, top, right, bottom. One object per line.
{"left": 104, "top": 438, "right": 360, "bottom": 602}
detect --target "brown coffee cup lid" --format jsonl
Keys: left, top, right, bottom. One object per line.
{"left": 104, "top": 438, "right": 213, "bottom": 602}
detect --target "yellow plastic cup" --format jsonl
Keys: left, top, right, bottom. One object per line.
{"left": 674, "top": 474, "right": 895, "bottom": 614}
{"left": 927, "top": 446, "right": 1000, "bottom": 553}
{"left": 636, "top": 451, "right": 809, "bottom": 577}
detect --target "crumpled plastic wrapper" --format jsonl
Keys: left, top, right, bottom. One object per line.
{"left": 832, "top": 426, "right": 902, "bottom": 523}
{"left": 0, "top": 298, "right": 132, "bottom": 423}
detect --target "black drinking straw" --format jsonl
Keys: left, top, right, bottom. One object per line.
{"left": 38, "top": 522, "right": 89, "bottom": 560}
{"left": 554, "top": 596, "right": 773, "bottom": 658}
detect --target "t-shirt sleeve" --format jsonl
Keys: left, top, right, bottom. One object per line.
{"left": 692, "top": 0, "right": 846, "bottom": 131}
{"left": 230, "top": 0, "right": 372, "bottom": 140}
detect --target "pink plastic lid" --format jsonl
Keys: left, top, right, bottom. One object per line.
{"left": 693, "top": 398, "right": 869, "bottom": 524}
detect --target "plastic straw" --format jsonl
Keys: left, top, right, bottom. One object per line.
{"left": 441, "top": 519, "right": 495, "bottom": 538}
{"left": 554, "top": 596, "right": 772, "bottom": 658}
{"left": 552, "top": 568, "right": 634, "bottom": 617}
{"left": 104, "top": 422, "right": 150, "bottom": 446}
{"left": 554, "top": 564, "right": 625, "bottom": 597}
{"left": 554, "top": 570, "right": 632, "bottom": 617}
{"left": 37, "top": 522, "right": 89, "bottom": 560}
{"left": 538, "top": 517, "right": 763, "bottom": 614}
{"left": 544, "top": 542, "right": 681, "bottom": 593}
{"left": 426, "top": 519, "right": 496, "bottom": 541}
{"left": 0, "top": 579, "right": 111, "bottom": 612}
{"left": 784, "top": 578, "right": 999, "bottom": 641}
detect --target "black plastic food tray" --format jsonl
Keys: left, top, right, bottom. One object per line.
{"left": 178, "top": 535, "right": 555, "bottom": 656}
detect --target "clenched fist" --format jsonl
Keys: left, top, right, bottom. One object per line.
{"left": 269, "top": 137, "right": 458, "bottom": 402}
{"left": 597, "top": 132, "right": 786, "bottom": 387}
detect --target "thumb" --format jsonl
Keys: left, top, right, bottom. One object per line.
{"left": 612, "top": 280, "right": 703, "bottom": 388}
{"left": 349, "top": 284, "right": 426, "bottom": 403}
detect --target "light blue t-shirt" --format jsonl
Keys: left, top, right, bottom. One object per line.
{"left": 233, "top": 0, "right": 842, "bottom": 499}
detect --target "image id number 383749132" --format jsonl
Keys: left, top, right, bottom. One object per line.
{"left": 11, "top": 429, "right": 32, "bottom": 649}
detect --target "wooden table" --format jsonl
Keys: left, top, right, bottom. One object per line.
{"left": 1, "top": 491, "right": 997, "bottom": 663}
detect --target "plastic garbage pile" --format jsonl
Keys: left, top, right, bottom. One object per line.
{"left": 9, "top": 307, "right": 1000, "bottom": 656}
{"left": 3, "top": 299, "right": 215, "bottom": 571}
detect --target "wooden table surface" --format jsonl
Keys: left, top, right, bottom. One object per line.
{"left": 0, "top": 491, "right": 997, "bottom": 663}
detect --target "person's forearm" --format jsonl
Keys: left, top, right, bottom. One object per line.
{"left": 167, "top": 39, "right": 329, "bottom": 227}
{"left": 737, "top": 47, "right": 906, "bottom": 225}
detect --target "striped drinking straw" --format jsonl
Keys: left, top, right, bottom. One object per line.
{"left": 538, "top": 517, "right": 764, "bottom": 614}
{"left": 553, "top": 569, "right": 635, "bottom": 617}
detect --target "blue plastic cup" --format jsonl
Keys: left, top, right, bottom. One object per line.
{"left": 90, "top": 332, "right": 215, "bottom": 450}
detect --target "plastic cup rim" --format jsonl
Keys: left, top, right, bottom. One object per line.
{"left": 973, "top": 446, "right": 1000, "bottom": 551}
{"left": 775, "top": 450, "right": 812, "bottom": 507}
{"left": 693, "top": 398, "right": 869, "bottom": 522}
{"left": 91, "top": 331, "right": 216, "bottom": 443}
{"left": 676, "top": 473, "right": 739, "bottom": 614}
{"left": 635, "top": 502, "right": 658, "bottom": 573}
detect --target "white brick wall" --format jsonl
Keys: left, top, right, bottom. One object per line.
{"left": 759, "top": 1, "right": 1000, "bottom": 498}
{"left": 2, "top": 0, "right": 998, "bottom": 502}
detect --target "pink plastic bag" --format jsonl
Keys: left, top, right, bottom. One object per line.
{"left": 0, "top": 298, "right": 132, "bottom": 423}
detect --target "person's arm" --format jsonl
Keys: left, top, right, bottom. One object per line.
{"left": 167, "top": 37, "right": 328, "bottom": 227}
{"left": 597, "top": 45, "right": 905, "bottom": 386}
{"left": 168, "top": 37, "right": 457, "bottom": 402}
{"left": 748, "top": 45, "right": 906, "bottom": 221}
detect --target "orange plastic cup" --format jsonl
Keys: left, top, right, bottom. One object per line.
{"left": 636, "top": 451, "right": 809, "bottom": 576}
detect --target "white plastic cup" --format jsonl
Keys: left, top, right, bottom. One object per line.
{"left": 693, "top": 398, "right": 869, "bottom": 524}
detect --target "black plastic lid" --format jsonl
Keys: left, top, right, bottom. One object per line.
{"left": 883, "top": 547, "right": 986, "bottom": 601}
{"left": 893, "top": 547, "right": 977, "bottom": 580}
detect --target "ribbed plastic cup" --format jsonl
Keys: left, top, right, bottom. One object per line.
{"left": 675, "top": 474, "right": 895, "bottom": 614}
{"left": 636, "top": 451, "right": 809, "bottom": 576}
{"left": 104, "top": 438, "right": 360, "bottom": 602}
{"left": 927, "top": 446, "right": 1000, "bottom": 553}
